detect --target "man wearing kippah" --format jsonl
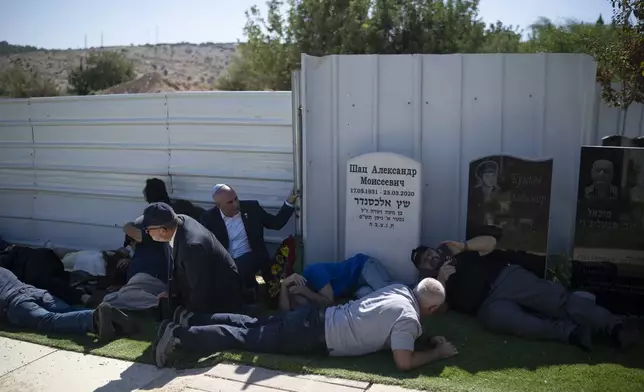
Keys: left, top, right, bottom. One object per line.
{"left": 200, "top": 184, "right": 299, "bottom": 302}
{"left": 411, "top": 236, "right": 640, "bottom": 352}
{"left": 141, "top": 202, "right": 244, "bottom": 315}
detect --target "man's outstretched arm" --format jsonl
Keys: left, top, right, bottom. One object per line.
{"left": 260, "top": 188, "right": 300, "bottom": 230}
{"left": 443, "top": 235, "right": 496, "bottom": 256}
{"left": 393, "top": 336, "right": 458, "bottom": 371}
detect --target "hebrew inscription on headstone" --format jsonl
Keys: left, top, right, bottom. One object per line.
{"left": 345, "top": 152, "right": 421, "bottom": 285}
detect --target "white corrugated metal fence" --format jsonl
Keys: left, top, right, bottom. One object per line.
{"left": 0, "top": 92, "right": 295, "bottom": 250}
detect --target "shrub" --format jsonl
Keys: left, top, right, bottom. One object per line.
{"left": 68, "top": 51, "right": 135, "bottom": 95}
{"left": 0, "top": 65, "right": 60, "bottom": 98}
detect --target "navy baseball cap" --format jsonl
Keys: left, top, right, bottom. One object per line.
{"left": 141, "top": 202, "right": 178, "bottom": 228}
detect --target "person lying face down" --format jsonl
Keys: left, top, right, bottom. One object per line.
{"left": 411, "top": 236, "right": 641, "bottom": 351}
{"left": 0, "top": 266, "right": 137, "bottom": 341}
{"left": 277, "top": 253, "right": 397, "bottom": 311}
{"left": 153, "top": 278, "right": 459, "bottom": 371}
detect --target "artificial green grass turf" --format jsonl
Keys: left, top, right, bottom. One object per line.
{"left": 1, "top": 311, "right": 643, "bottom": 392}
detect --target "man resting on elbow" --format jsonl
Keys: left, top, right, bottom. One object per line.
{"left": 153, "top": 278, "right": 458, "bottom": 371}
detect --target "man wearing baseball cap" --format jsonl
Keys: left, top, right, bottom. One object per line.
{"left": 141, "top": 202, "right": 244, "bottom": 315}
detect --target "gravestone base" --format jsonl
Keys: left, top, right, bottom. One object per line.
{"left": 570, "top": 260, "right": 644, "bottom": 315}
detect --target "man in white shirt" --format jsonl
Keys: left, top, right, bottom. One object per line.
{"left": 152, "top": 278, "right": 459, "bottom": 370}
{"left": 200, "top": 184, "right": 299, "bottom": 301}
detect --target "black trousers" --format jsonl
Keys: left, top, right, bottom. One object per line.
{"left": 234, "top": 252, "right": 272, "bottom": 289}
{"left": 175, "top": 306, "right": 327, "bottom": 355}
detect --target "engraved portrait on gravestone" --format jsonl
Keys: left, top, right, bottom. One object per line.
{"left": 466, "top": 155, "right": 553, "bottom": 254}
{"left": 573, "top": 146, "right": 644, "bottom": 265}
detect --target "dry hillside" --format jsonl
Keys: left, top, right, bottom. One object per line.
{"left": 0, "top": 43, "right": 238, "bottom": 93}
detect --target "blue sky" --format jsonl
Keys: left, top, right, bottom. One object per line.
{"left": 1, "top": 0, "right": 614, "bottom": 49}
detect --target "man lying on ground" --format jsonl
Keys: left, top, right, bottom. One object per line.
{"left": 1, "top": 244, "right": 89, "bottom": 306}
{"left": 412, "top": 236, "right": 641, "bottom": 351}
{"left": 278, "top": 253, "right": 396, "bottom": 311}
{"left": 152, "top": 278, "right": 458, "bottom": 371}
{"left": 103, "top": 216, "right": 170, "bottom": 310}
{"left": 0, "top": 267, "right": 136, "bottom": 341}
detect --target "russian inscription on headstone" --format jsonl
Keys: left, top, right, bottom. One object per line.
{"left": 345, "top": 152, "right": 421, "bottom": 285}
{"left": 466, "top": 155, "right": 553, "bottom": 254}
{"left": 574, "top": 146, "right": 644, "bottom": 269}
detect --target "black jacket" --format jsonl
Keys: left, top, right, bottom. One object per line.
{"left": 0, "top": 246, "right": 82, "bottom": 305}
{"left": 200, "top": 200, "right": 294, "bottom": 264}
{"left": 169, "top": 215, "right": 244, "bottom": 313}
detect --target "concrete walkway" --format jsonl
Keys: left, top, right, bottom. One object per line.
{"left": 0, "top": 337, "right": 418, "bottom": 392}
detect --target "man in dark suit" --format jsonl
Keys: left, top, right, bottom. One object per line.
{"left": 141, "top": 202, "right": 244, "bottom": 314}
{"left": 200, "top": 184, "right": 298, "bottom": 300}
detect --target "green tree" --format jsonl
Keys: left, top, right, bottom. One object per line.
{"left": 480, "top": 22, "right": 522, "bottom": 53}
{"left": 518, "top": 17, "right": 611, "bottom": 53}
{"left": 216, "top": 0, "right": 516, "bottom": 91}
{"left": 0, "top": 41, "right": 44, "bottom": 55}
{"left": 68, "top": 51, "right": 135, "bottom": 95}
{"left": 587, "top": 0, "right": 644, "bottom": 135}
{"left": 0, "top": 63, "right": 59, "bottom": 98}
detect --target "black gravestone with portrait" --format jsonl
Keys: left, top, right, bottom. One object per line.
{"left": 572, "top": 146, "right": 644, "bottom": 315}
{"left": 466, "top": 155, "right": 553, "bottom": 255}
{"left": 573, "top": 146, "right": 644, "bottom": 262}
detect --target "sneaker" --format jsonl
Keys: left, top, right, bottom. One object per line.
{"left": 94, "top": 303, "right": 115, "bottom": 342}
{"left": 172, "top": 306, "right": 193, "bottom": 327}
{"left": 109, "top": 305, "right": 139, "bottom": 335}
{"left": 152, "top": 320, "right": 179, "bottom": 368}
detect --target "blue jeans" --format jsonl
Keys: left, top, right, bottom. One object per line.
{"left": 354, "top": 258, "right": 395, "bottom": 298}
{"left": 6, "top": 288, "right": 94, "bottom": 334}
{"left": 174, "top": 306, "right": 327, "bottom": 355}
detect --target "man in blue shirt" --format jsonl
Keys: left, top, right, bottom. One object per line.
{"left": 122, "top": 215, "right": 169, "bottom": 283}
{"left": 279, "top": 253, "right": 396, "bottom": 311}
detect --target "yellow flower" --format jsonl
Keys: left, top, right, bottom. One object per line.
{"left": 280, "top": 246, "right": 289, "bottom": 257}
{"left": 271, "top": 264, "right": 282, "bottom": 275}
{"left": 276, "top": 255, "right": 285, "bottom": 264}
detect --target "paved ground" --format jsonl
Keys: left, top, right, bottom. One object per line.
{"left": 0, "top": 337, "right": 418, "bottom": 392}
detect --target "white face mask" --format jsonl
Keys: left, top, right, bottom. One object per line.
{"left": 149, "top": 233, "right": 164, "bottom": 242}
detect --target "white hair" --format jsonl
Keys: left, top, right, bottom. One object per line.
{"left": 412, "top": 278, "right": 446, "bottom": 308}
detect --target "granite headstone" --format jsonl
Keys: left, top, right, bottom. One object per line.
{"left": 466, "top": 155, "right": 554, "bottom": 254}
{"left": 573, "top": 146, "right": 644, "bottom": 268}
{"left": 345, "top": 152, "right": 421, "bottom": 285}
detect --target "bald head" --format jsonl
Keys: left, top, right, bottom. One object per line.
{"left": 212, "top": 184, "right": 240, "bottom": 217}
{"left": 413, "top": 278, "right": 446, "bottom": 316}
